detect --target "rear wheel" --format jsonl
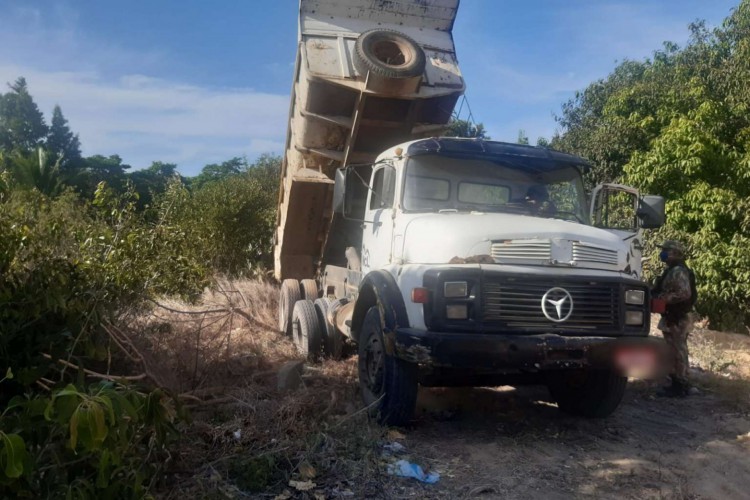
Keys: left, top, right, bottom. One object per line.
{"left": 547, "top": 369, "right": 627, "bottom": 418}
{"left": 300, "top": 279, "right": 319, "bottom": 301}
{"left": 314, "top": 298, "right": 343, "bottom": 359}
{"left": 278, "top": 279, "right": 301, "bottom": 337}
{"left": 292, "top": 300, "right": 322, "bottom": 361}
{"left": 358, "top": 306, "right": 418, "bottom": 426}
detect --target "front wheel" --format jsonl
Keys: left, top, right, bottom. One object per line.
{"left": 358, "top": 306, "right": 418, "bottom": 426}
{"left": 547, "top": 369, "right": 627, "bottom": 418}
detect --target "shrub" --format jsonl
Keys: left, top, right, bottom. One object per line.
{"left": 165, "top": 163, "right": 278, "bottom": 276}
{"left": 0, "top": 183, "right": 208, "bottom": 497}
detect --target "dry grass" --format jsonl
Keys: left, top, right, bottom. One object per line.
{"left": 688, "top": 325, "right": 750, "bottom": 408}
{"left": 650, "top": 314, "right": 750, "bottom": 408}
{"left": 113, "top": 278, "right": 396, "bottom": 498}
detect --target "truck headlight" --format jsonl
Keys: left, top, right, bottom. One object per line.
{"left": 446, "top": 304, "right": 468, "bottom": 320}
{"left": 625, "top": 310, "right": 644, "bottom": 326}
{"left": 625, "top": 289, "right": 645, "bottom": 305}
{"left": 444, "top": 281, "right": 468, "bottom": 298}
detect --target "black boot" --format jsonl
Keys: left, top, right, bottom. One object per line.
{"left": 657, "top": 377, "right": 689, "bottom": 398}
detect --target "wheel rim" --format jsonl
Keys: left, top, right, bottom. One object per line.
{"left": 363, "top": 334, "right": 384, "bottom": 396}
{"left": 372, "top": 39, "right": 409, "bottom": 67}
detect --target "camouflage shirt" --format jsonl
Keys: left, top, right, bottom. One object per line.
{"left": 656, "top": 266, "right": 692, "bottom": 305}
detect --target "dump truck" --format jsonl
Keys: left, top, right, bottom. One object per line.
{"left": 275, "top": 0, "right": 668, "bottom": 426}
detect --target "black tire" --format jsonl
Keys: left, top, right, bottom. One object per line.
{"left": 278, "top": 279, "right": 301, "bottom": 337}
{"left": 358, "top": 306, "right": 418, "bottom": 426}
{"left": 314, "top": 298, "right": 342, "bottom": 359}
{"left": 547, "top": 369, "right": 627, "bottom": 418}
{"left": 291, "top": 300, "right": 322, "bottom": 361}
{"left": 300, "top": 279, "right": 319, "bottom": 301}
{"left": 353, "top": 29, "right": 426, "bottom": 79}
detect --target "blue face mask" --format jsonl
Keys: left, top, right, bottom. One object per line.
{"left": 659, "top": 250, "right": 669, "bottom": 262}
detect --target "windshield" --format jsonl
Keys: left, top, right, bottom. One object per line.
{"left": 402, "top": 155, "right": 589, "bottom": 223}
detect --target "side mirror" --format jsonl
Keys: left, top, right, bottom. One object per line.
{"left": 637, "top": 195, "right": 665, "bottom": 229}
{"left": 332, "top": 168, "right": 346, "bottom": 214}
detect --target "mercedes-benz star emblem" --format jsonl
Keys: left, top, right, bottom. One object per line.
{"left": 541, "top": 287, "right": 574, "bottom": 322}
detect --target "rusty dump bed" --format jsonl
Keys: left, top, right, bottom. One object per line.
{"left": 274, "top": 0, "right": 465, "bottom": 280}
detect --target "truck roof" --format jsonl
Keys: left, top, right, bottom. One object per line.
{"left": 388, "top": 137, "right": 592, "bottom": 172}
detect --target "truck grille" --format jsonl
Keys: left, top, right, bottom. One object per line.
{"left": 482, "top": 278, "right": 619, "bottom": 330}
{"left": 490, "top": 239, "right": 551, "bottom": 262}
{"left": 572, "top": 242, "right": 618, "bottom": 266}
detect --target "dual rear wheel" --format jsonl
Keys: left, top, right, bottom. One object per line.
{"left": 278, "top": 279, "right": 346, "bottom": 361}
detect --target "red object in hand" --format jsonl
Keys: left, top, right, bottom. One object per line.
{"left": 651, "top": 298, "right": 666, "bottom": 314}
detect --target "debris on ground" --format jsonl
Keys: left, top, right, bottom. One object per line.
{"left": 289, "top": 479, "right": 316, "bottom": 491}
{"left": 277, "top": 359, "right": 305, "bottom": 391}
{"left": 382, "top": 441, "right": 406, "bottom": 455}
{"left": 386, "top": 459, "right": 440, "bottom": 484}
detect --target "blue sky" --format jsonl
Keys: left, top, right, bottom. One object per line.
{"left": 0, "top": 0, "right": 739, "bottom": 175}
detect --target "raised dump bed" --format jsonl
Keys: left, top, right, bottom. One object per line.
{"left": 274, "top": 0, "right": 465, "bottom": 280}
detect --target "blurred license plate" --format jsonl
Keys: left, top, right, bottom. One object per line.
{"left": 615, "top": 347, "right": 657, "bottom": 376}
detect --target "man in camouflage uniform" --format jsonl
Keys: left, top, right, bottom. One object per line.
{"left": 652, "top": 240, "right": 696, "bottom": 397}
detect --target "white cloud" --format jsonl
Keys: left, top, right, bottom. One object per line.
{"left": 0, "top": 4, "right": 289, "bottom": 175}
{"left": 0, "top": 64, "right": 289, "bottom": 175}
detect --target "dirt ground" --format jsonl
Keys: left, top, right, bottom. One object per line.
{"left": 257, "top": 329, "right": 750, "bottom": 500}
{"left": 139, "top": 282, "right": 750, "bottom": 499}
{"left": 378, "top": 325, "right": 750, "bottom": 499}
{"left": 400, "top": 379, "right": 750, "bottom": 499}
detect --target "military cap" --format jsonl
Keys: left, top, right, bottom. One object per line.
{"left": 659, "top": 240, "right": 685, "bottom": 254}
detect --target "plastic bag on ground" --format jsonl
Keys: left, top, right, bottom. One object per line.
{"left": 386, "top": 459, "right": 440, "bottom": 484}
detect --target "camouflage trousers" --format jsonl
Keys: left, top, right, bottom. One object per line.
{"left": 660, "top": 315, "right": 692, "bottom": 385}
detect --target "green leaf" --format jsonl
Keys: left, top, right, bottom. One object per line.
{"left": 90, "top": 404, "right": 108, "bottom": 446}
{"left": 69, "top": 407, "right": 80, "bottom": 449}
{"left": 0, "top": 432, "right": 27, "bottom": 479}
{"left": 96, "top": 450, "right": 111, "bottom": 489}
{"left": 4, "top": 367, "right": 13, "bottom": 380}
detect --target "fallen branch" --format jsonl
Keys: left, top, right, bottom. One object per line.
{"left": 182, "top": 396, "right": 239, "bottom": 407}
{"left": 42, "top": 353, "right": 148, "bottom": 382}
{"left": 232, "top": 308, "right": 277, "bottom": 332}
{"left": 148, "top": 298, "right": 228, "bottom": 316}
{"left": 102, "top": 322, "right": 167, "bottom": 387}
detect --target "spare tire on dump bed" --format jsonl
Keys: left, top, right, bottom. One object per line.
{"left": 353, "top": 29, "right": 426, "bottom": 80}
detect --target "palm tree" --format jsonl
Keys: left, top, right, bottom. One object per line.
{"left": 4, "top": 148, "right": 64, "bottom": 197}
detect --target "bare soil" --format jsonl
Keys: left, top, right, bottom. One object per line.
{"left": 139, "top": 282, "right": 750, "bottom": 499}
{"left": 403, "top": 379, "right": 750, "bottom": 499}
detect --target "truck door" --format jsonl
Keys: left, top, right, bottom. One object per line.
{"left": 361, "top": 165, "right": 396, "bottom": 274}
{"left": 590, "top": 184, "right": 644, "bottom": 278}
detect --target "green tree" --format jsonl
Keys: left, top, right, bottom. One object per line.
{"left": 81, "top": 154, "right": 131, "bottom": 193}
{"left": 553, "top": 0, "right": 750, "bottom": 329}
{"left": 46, "top": 105, "right": 82, "bottom": 171}
{"left": 190, "top": 156, "right": 246, "bottom": 189}
{"left": 129, "top": 161, "right": 181, "bottom": 209}
{"left": 517, "top": 129, "right": 530, "bottom": 145}
{"left": 246, "top": 153, "right": 281, "bottom": 193}
{"left": 2, "top": 148, "right": 64, "bottom": 197}
{"left": 175, "top": 154, "right": 281, "bottom": 273}
{"left": 445, "top": 119, "right": 489, "bottom": 139}
{"left": 0, "top": 77, "right": 48, "bottom": 152}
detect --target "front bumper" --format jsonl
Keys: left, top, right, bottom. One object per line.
{"left": 389, "top": 328, "right": 666, "bottom": 376}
